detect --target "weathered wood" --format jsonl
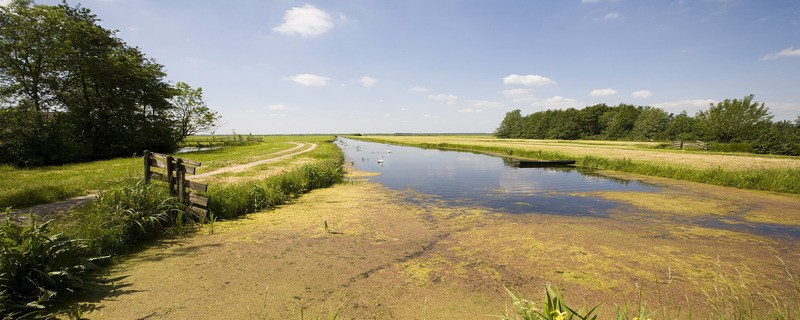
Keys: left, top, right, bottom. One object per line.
{"left": 186, "top": 180, "right": 208, "bottom": 192}
{"left": 189, "top": 206, "right": 208, "bottom": 217}
{"left": 181, "top": 165, "right": 196, "bottom": 175}
{"left": 696, "top": 140, "right": 708, "bottom": 151}
{"left": 148, "top": 158, "right": 169, "bottom": 169}
{"left": 182, "top": 159, "right": 202, "bottom": 167}
{"left": 166, "top": 156, "right": 175, "bottom": 196}
{"left": 176, "top": 159, "right": 185, "bottom": 202}
{"left": 150, "top": 172, "right": 169, "bottom": 183}
{"left": 149, "top": 151, "right": 170, "bottom": 159}
{"left": 189, "top": 194, "right": 209, "bottom": 207}
{"left": 143, "top": 150, "right": 151, "bottom": 184}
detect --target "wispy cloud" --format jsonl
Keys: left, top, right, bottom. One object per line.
{"left": 360, "top": 76, "right": 378, "bottom": 87}
{"left": 267, "top": 104, "right": 288, "bottom": 110}
{"left": 410, "top": 85, "right": 429, "bottom": 92}
{"left": 653, "top": 99, "right": 716, "bottom": 114}
{"left": 458, "top": 108, "right": 484, "bottom": 113}
{"left": 631, "top": 90, "right": 653, "bottom": 98}
{"left": 428, "top": 94, "right": 458, "bottom": 104}
{"left": 540, "top": 96, "right": 578, "bottom": 107}
{"left": 590, "top": 88, "right": 618, "bottom": 96}
{"left": 288, "top": 73, "right": 330, "bottom": 86}
{"left": 501, "top": 88, "right": 537, "bottom": 103}
{"left": 0, "top": 0, "right": 13, "bottom": 6}
{"left": 503, "top": 74, "right": 556, "bottom": 86}
{"left": 602, "top": 12, "right": 621, "bottom": 20}
{"left": 762, "top": 47, "right": 800, "bottom": 60}
{"left": 273, "top": 5, "right": 335, "bottom": 38}
{"left": 469, "top": 100, "right": 505, "bottom": 109}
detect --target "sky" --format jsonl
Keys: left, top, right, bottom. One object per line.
{"left": 7, "top": 0, "right": 800, "bottom": 134}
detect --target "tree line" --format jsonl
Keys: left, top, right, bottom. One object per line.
{"left": 0, "top": 0, "right": 219, "bottom": 166}
{"left": 494, "top": 95, "right": 800, "bottom": 156}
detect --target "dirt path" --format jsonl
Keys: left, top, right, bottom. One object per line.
{"left": 5, "top": 143, "right": 317, "bottom": 223}
{"left": 80, "top": 169, "right": 800, "bottom": 319}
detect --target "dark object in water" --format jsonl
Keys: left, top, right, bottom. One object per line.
{"left": 505, "top": 159, "right": 576, "bottom": 168}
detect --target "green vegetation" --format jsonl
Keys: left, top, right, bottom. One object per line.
{"left": 495, "top": 95, "right": 800, "bottom": 156}
{"left": 1, "top": 136, "right": 344, "bottom": 317}
{"left": 350, "top": 137, "right": 800, "bottom": 194}
{"left": 0, "top": 1, "right": 219, "bottom": 166}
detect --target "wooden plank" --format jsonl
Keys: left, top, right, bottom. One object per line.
{"left": 149, "top": 151, "right": 170, "bottom": 159}
{"left": 150, "top": 172, "right": 170, "bottom": 183}
{"left": 190, "top": 206, "right": 208, "bottom": 217}
{"left": 189, "top": 194, "right": 209, "bottom": 207}
{"left": 182, "top": 159, "right": 202, "bottom": 167}
{"left": 149, "top": 158, "right": 168, "bottom": 169}
{"left": 180, "top": 165, "right": 196, "bottom": 175}
{"left": 186, "top": 180, "right": 208, "bottom": 192}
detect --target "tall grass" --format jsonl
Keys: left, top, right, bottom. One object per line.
{"left": 351, "top": 137, "right": 800, "bottom": 194}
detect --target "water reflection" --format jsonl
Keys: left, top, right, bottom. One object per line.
{"left": 336, "top": 137, "right": 656, "bottom": 216}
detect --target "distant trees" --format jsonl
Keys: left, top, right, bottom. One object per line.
{"left": 494, "top": 95, "right": 800, "bottom": 156}
{"left": 0, "top": 1, "right": 218, "bottom": 166}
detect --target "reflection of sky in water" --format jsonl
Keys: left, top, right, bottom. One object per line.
{"left": 337, "top": 138, "right": 656, "bottom": 216}
{"left": 337, "top": 138, "right": 800, "bottom": 238}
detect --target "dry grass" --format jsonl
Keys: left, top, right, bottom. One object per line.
{"left": 368, "top": 135, "right": 800, "bottom": 171}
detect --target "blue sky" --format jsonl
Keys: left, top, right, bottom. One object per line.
{"left": 14, "top": 0, "right": 800, "bottom": 134}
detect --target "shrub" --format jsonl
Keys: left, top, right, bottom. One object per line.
{"left": 0, "top": 211, "right": 105, "bottom": 317}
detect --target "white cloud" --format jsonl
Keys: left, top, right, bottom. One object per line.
{"left": 267, "top": 104, "right": 288, "bottom": 110}
{"left": 423, "top": 114, "right": 440, "bottom": 119}
{"left": 469, "top": 100, "right": 505, "bottom": 109}
{"left": 458, "top": 108, "right": 484, "bottom": 113}
{"left": 360, "top": 76, "right": 378, "bottom": 87}
{"left": 653, "top": 99, "right": 716, "bottom": 115}
{"left": 288, "top": 73, "right": 330, "bottom": 86}
{"left": 428, "top": 93, "right": 458, "bottom": 104}
{"left": 410, "top": 85, "right": 430, "bottom": 92}
{"left": 541, "top": 96, "right": 578, "bottom": 107}
{"left": 503, "top": 74, "right": 556, "bottom": 86}
{"left": 273, "top": 5, "right": 335, "bottom": 38}
{"left": 602, "top": 12, "right": 621, "bottom": 20}
{"left": 762, "top": 47, "right": 800, "bottom": 60}
{"left": 501, "top": 88, "right": 537, "bottom": 103}
{"left": 590, "top": 88, "right": 619, "bottom": 96}
{"left": 631, "top": 90, "right": 654, "bottom": 98}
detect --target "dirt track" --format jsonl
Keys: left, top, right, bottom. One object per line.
{"left": 5, "top": 143, "right": 318, "bottom": 223}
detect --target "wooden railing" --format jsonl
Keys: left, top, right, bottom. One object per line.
{"left": 143, "top": 150, "right": 209, "bottom": 218}
{"left": 671, "top": 140, "right": 708, "bottom": 151}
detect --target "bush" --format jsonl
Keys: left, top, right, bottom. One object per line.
{"left": 709, "top": 142, "right": 752, "bottom": 153}
{"left": 0, "top": 211, "right": 105, "bottom": 317}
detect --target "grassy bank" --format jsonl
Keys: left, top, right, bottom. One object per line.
{"left": 350, "top": 136, "right": 800, "bottom": 194}
{"left": 1, "top": 136, "right": 344, "bottom": 317}
{"left": 0, "top": 136, "right": 310, "bottom": 209}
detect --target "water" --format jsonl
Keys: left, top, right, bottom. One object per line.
{"left": 336, "top": 137, "right": 800, "bottom": 238}
{"left": 336, "top": 137, "right": 656, "bottom": 216}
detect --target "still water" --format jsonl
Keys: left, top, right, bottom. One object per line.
{"left": 336, "top": 137, "right": 656, "bottom": 216}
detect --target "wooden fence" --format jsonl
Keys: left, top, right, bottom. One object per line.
{"left": 671, "top": 140, "right": 708, "bottom": 151}
{"left": 143, "top": 150, "right": 209, "bottom": 218}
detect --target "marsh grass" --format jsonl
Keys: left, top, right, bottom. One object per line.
{"left": 352, "top": 137, "right": 800, "bottom": 194}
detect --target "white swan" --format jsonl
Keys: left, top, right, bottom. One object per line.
{"left": 377, "top": 155, "right": 384, "bottom": 163}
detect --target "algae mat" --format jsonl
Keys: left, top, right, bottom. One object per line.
{"left": 83, "top": 171, "right": 800, "bottom": 319}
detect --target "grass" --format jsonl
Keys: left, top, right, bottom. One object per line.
{"left": 0, "top": 136, "right": 328, "bottom": 209}
{"left": 1, "top": 135, "right": 345, "bottom": 318}
{"left": 349, "top": 136, "right": 800, "bottom": 194}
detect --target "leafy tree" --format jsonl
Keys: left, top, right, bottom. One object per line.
{"left": 752, "top": 120, "right": 798, "bottom": 156}
{"left": 601, "top": 104, "right": 642, "bottom": 140}
{"left": 665, "top": 111, "right": 697, "bottom": 141}
{"left": 695, "top": 94, "right": 772, "bottom": 143}
{"left": 578, "top": 103, "right": 610, "bottom": 138}
{"left": 0, "top": 1, "right": 180, "bottom": 164}
{"left": 169, "top": 82, "right": 220, "bottom": 141}
{"left": 495, "top": 109, "right": 523, "bottom": 138}
{"left": 632, "top": 107, "right": 671, "bottom": 140}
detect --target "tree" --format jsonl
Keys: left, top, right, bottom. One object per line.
{"left": 601, "top": 104, "right": 642, "bottom": 140}
{"left": 169, "top": 82, "right": 220, "bottom": 141}
{"left": 0, "top": 1, "right": 179, "bottom": 164}
{"left": 695, "top": 95, "right": 772, "bottom": 143}
{"left": 495, "top": 109, "right": 523, "bottom": 138}
{"left": 665, "top": 111, "right": 697, "bottom": 141}
{"left": 632, "top": 107, "right": 671, "bottom": 140}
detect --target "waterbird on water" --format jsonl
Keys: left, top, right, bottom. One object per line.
{"left": 377, "top": 155, "right": 384, "bottom": 163}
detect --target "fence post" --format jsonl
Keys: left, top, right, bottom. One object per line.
{"left": 143, "top": 150, "right": 151, "bottom": 184}
{"left": 680, "top": 140, "right": 684, "bottom": 149}
{"left": 166, "top": 156, "right": 175, "bottom": 196}
{"left": 176, "top": 158, "right": 186, "bottom": 203}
